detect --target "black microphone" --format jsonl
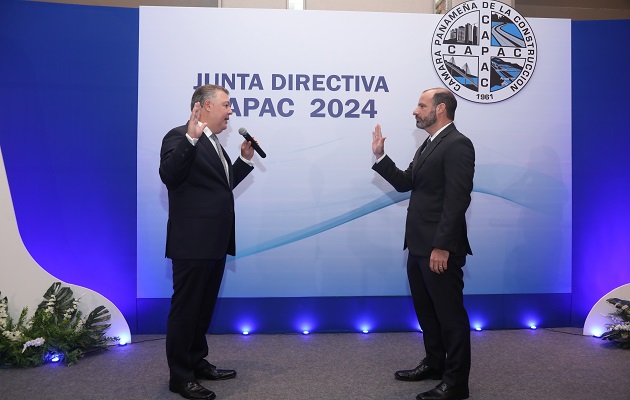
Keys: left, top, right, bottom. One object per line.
{"left": 238, "top": 127, "right": 267, "bottom": 158}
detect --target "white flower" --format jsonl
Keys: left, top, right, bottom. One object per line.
{"left": 45, "top": 295, "right": 56, "bottom": 308}
{"left": 610, "top": 322, "right": 630, "bottom": 331}
{"left": 0, "top": 301, "right": 7, "bottom": 330}
{"left": 0, "top": 302, "right": 7, "bottom": 317}
{"left": 21, "top": 337, "right": 45, "bottom": 353}
{"left": 2, "top": 330, "right": 23, "bottom": 341}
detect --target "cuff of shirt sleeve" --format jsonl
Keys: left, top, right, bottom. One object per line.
{"left": 375, "top": 153, "right": 386, "bottom": 163}
{"left": 186, "top": 133, "right": 198, "bottom": 146}
{"left": 240, "top": 156, "right": 254, "bottom": 166}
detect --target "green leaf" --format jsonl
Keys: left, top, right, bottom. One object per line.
{"left": 0, "top": 282, "right": 117, "bottom": 367}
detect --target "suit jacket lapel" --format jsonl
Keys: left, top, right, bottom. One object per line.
{"left": 412, "top": 124, "right": 456, "bottom": 179}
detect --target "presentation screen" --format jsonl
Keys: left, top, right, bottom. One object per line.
{"left": 137, "top": 7, "right": 571, "bottom": 299}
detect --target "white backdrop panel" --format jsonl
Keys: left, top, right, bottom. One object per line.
{"left": 137, "top": 8, "right": 571, "bottom": 298}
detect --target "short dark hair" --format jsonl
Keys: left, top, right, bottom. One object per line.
{"left": 190, "top": 84, "right": 229, "bottom": 110}
{"left": 430, "top": 88, "right": 457, "bottom": 120}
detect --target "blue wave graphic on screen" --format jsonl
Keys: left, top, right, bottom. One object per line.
{"left": 474, "top": 164, "right": 569, "bottom": 215}
{"left": 231, "top": 191, "right": 410, "bottom": 260}
{"left": 232, "top": 163, "right": 568, "bottom": 260}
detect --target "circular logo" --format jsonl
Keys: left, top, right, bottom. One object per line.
{"left": 431, "top": 0, "right": 537, "bottom": 103}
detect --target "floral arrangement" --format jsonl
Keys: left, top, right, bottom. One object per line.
{"left": 0, "top": 282, "right": 119, "bottom": 367}
{"left": 600, "top": 297, "right": 630, "bottom": 348}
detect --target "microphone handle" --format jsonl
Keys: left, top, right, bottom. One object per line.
{"left": 243, "top": 133, "right": 267, "bottom": 158}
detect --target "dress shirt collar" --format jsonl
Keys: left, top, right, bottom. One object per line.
{"left": 429, "top": 121, "right": 453, "bottom": 142}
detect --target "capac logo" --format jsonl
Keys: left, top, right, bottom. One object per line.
{"left": 432, "top": 0, "right": 537, "bottom": 103}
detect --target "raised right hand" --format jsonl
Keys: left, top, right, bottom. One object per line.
{"left": 187, "top": 102, "right": 206, "bottom": 139}
{"left": 372, "top": 124, "right": 386, "bottom": 158}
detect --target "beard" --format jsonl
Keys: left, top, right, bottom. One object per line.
{"left": 416, "top": 108, "right": 437, "bottom": 130}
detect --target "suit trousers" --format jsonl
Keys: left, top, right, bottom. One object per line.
{"left": 406, "top": 254, "right": 471, "bottom": 387}
{"left": 166, "top": 257, "right": 226, "bottom": 383}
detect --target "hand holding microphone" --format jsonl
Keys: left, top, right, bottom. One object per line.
{"left": 238, "top": 127, "right": 267, "bottom": 158}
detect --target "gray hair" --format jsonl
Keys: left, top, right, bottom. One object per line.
{"left": 190, "top": 84, "right": 229, "bottom": 110}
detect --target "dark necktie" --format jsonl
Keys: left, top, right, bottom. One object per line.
{"left": 420, "top": 137, "right": 431, "bottom": 154}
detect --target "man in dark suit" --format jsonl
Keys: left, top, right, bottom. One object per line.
{"left": 159, "top": 84, "right": 256, "bottom": 400}
{"left": 372, "top": 88, "right": 474, "bottom": 400}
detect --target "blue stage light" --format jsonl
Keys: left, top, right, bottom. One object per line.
{"left": 238, "top": 320, "right": 255, "bottom": 335}
{"left": 591, "top": 328, "right": 603, "bottom": 338}
{"left": 470, "top": 317, "right": 485, "bottom": 331}
{"left": 44, "top": 351, "right": 64, "bottom": 363}
{"left": 525, "top": 319, "right": 539, "bottom": 330}
{"left": 118, "top": 338, "right": 128, "bottom": 346}
{"left": 299, "top": 322, "right": 313, "bottom": 333}
{"left": 362, "top": 329, "right": 369, "bottom": 334}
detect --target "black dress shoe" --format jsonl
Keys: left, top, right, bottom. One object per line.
{"left": 195, "top": 364, "right": 237, "bottom": 381}
{"left": 395, "top": 361, "right": 443, "bottom": 381}
{"left": 169, "top": 380, "right": 216, "bottom": 400}
{"left": 416, "top": 381, "right": 469, "bottom": 400}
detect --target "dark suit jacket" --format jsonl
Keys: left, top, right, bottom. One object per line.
{"left": 159, "top": 124, "right": 254, "bottom": 259}
{"left": 373, "top": 123, "right": 474, "bottom": 257}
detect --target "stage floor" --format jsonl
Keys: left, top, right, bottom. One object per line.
{"left": 1, "top": 328, "right": 628, "bottom": 400}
